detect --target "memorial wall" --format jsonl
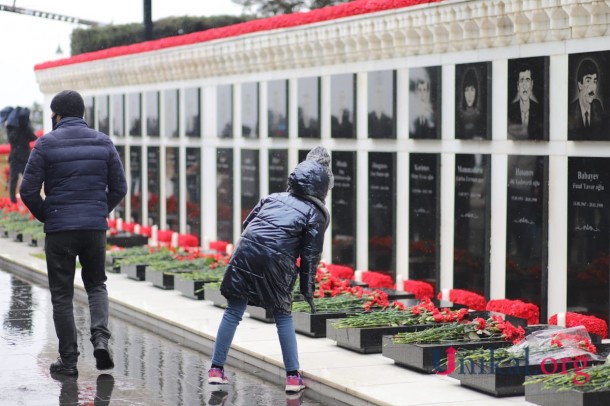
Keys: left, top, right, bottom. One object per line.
{"left": 34, "top": 0, "right": 610, "bottom": 323}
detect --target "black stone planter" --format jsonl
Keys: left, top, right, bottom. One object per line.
{"left": 122, "top": 263, "right": 147, "bottom": 281}
{"left": 452, "top": 357, "right": 602, "bottom": 397}
{"left": 293, "top": 311, "right": 353, "bottom": 338}
{"left": 525, "top": 380, "right": 610, "bottom": 406}
{"left": 8, "top": 229, "right": 22, "bottom": 242}
{"left": 175, "top": 277, "right": 206, "bottom": 300}
{"left": 105, "top": 256, "right": 122, "bottom": 274}
{"left": 326, "top": 322, "right": 437, "bottom": 354}
{"left": 376, "top": 288, "right": 416, "bottom": 301}
{"left": 107, "top": 233, "right": 148, "bottom": 248}
{"left": 204, "top": 287, "right": 227, "bottom": 308}
{"left": 145, "top": 269, "right": 175, "bottom": 290}
{"left": 247, "top": 306, "right": 275, "bottom": 323}
{"left": 23, "top": 233, "right": 45, "bottom": 248}
{"left": 381, "top": 336, "right": 513, "bottom": 373}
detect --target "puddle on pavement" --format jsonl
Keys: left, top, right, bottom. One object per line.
{"left": 0, "top": 268, "right": 338, "bottom": 405}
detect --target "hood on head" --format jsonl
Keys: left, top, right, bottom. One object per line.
{"left": 287, "top": 160, "right": 330, "bottom": 201}
{"left": 306, "top": 145, "right": 334, "bottom": 189}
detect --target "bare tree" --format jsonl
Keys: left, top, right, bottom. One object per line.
{"left": 232, "top": 0, "right": 352, "bottom": 17}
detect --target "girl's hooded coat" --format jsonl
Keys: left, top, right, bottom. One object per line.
{"left": 220, "top": 159, "right": 330, "bottom": 314}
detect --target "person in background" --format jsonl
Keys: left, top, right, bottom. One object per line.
{"left": 0, "top": 106, "right": 37, "bottom": 203}
{"left": 20, "top": 90, "right": 127, "bottom": 377}
{"left": 208, "top": 146, "right": 333, "bottom": 393}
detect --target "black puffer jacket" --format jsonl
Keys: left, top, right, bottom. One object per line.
{"left": 220, "top": 160, "right": 330, "bottom": 314}
{"left": 20, "top": 117, "right": 127, "bottom": 233}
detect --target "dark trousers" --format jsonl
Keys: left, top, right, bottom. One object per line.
{"left": 9, "top": 159, "right": 27, "bottom": 203}
{"left": 45, "top": 230, "right": 111, "bottom": 364}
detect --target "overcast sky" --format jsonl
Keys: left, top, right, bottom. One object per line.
{"left": 0, "top": 0, "right": 243, "bottom": 109}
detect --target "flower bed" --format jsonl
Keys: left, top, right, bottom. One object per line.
{"left": 450, "top": 327, "right": 603, "bottom": 397}
{"left": 524, "top": 361, "right": 610, "bottom": 405}
{"left": 292, "top": 289, "right": 395, "bottom": 337}
{"left": 327, "top": 299, "right": 469, "bottom": 353}
{"left": 381, "top": 316, "right": 525, "bottom": 373}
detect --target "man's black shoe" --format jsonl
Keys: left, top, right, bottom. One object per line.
{"left": 93, "top": 342, "right": 115, "bottom": 370}
{"left": 49, "top": 358, "right": 78, "bottom": 377}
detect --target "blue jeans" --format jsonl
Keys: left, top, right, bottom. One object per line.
{"left": 212, "top": 298, "right": 300, "bottom": 372}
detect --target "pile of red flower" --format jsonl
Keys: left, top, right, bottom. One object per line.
{"left": 361, "top": 270, "right": 394, "bottom": 289}
{"left": 549, "top": 312, "right": 608, "bottom": 339}
{"left": 549, "top": 331, "right": 597, "bottom": 354}
{"left": 403, "top": 280, "right": 434, "bottom": 299}
{"left": 486, "top": 298, "right": 540, "bottom": 325}
{"left": 323, "top": 263, "right": 355, "bottom": 280}
{"left": 437, "top": 289, "right": 486, "bottom": 311}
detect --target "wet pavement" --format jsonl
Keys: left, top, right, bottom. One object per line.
{"left": 0, "top": 269, "right": 326, "bottom": 406}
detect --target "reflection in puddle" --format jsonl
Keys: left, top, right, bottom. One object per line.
{"left": 0, "top": 269, "right": 327, "bottom": 405}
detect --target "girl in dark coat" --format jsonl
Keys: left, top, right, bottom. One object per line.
{"left": 209, "top": 146, "right": 333, "bottom": 393}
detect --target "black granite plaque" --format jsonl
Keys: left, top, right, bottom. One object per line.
{"left": 507, "top": 57, "right": 549, "bottom": 141}
{"left": 568, "top": 51, "right": 610, "bottom": 141}
{"left": 112, "top": 94, "right": 125, "bottom": 137}
{"left": 96, "top": 95, "right": 109, "bottom": 135}
{"left": 130, "top": 146, "right": 143, "bottom": 223}
{"left": 567, "top": 157, "right": 610, "bottom": 322}
{"left": 114, "top": 145, "right": 126, "bottom": 219}
{"left": 454, "top": 154, "right": 491, "bottom": 297}
{"left": 268, "top": 79, "right": 288, "bottom": 138}
{"left": 332, "top": 151, "right": 357, "bottom": 267}
{"left": 298, "top": 149, "right": 308, "bottom": 163}
{"left": 409, "top": 67, "right": 442, "bottom": 140}
{"left": 331, "top": 73, "right": 356, "bottom": 139}
{"left": 241, "top": 150, "right": 260, "bottom": 223}
{"left": 268, "top": 149, "right": 288, "bottom": 194}
{"left": 185, "top": 87, "right": 201, "bottom": 138}
{"left": 368, "top": 152, "right": 396, "bottom": 274}
{"left": 128, "top": 93, "right": 141, "bottom": 137}
{"left": 164, "top": 90, "right": 179, "bottom": 138}
{"left": 455, "top": 62, "right": 492, "bottom": 140}
{"left": 368, "top": 70, "right": 396, "bottom": 139}
{"left": 217, "top": 84, "right": 233, "bottom": 138}
{"left": 145, "top": 91, "right": 160, "bottom": 137}
{"left": 186, "top": 148, "right": 201, "bottom": 239}
{"left": 84, "top": 96, "right": 95, "bottom": 128}
{"left": 147, "top": 147, "right": 161, "bottom": 226}
{"left": 409, "top": 153, "right": 440, "bottom": 289}
{"left": 242, "top": 82, "right": 259, "bottom": 138}
{"left": 165, "top": 147, "right": 180, "bottom": 231}
{"left": 217, "top": 148, "right": 234, "bottom": 243}
{"left": 298, "top": 77, "right": 320, "bottom": 138}
{"left": 506, "top": 155, "right": 548, "bottom": 319}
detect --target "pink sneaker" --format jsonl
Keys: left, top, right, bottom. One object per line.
{"left": 208, "top": 367, "right": 229, "bottom": 384}
{"left": 285, "top": 373, "right": 306, "bottom": 393}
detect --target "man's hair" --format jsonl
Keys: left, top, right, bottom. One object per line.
{"left": 50, "top": 90, "right": 85, "bottom": 118}
{"left": 517, "top": 63, "right": 533, "bottom": 79}
{"left": 576, "top": 58, "right": 598, "bottom": 84}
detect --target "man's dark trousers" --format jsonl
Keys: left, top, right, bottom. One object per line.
{"left": 45, "top": 230, "right": 111, "bottom": 365}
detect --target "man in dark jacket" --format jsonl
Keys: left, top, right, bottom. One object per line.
{"left": 20, "top": 90, "right": 127, "bottom": 377}
{"left": 2, "top": 106, "right": 37, "bottom": 203}
{"left": 208, "top": 146, "right": 332, "bottom": 394}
